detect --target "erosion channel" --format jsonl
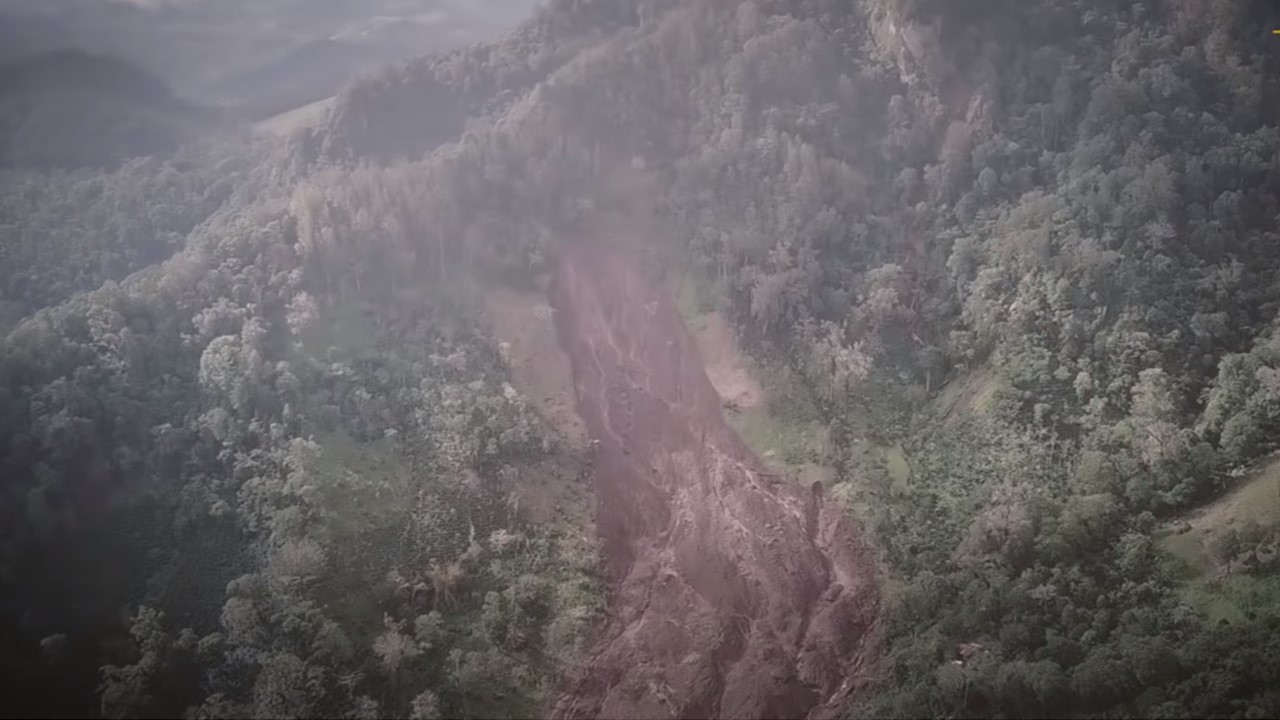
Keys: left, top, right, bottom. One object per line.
{"left": 547, "top": 183, "right": 881, "bottom": 720}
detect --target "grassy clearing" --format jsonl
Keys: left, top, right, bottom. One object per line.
{"left": 254, "top": 96, "right": 335, "bottom": 136}
{"left": 674, "top": 270, "right": 815, "bottom": 474}
{"left": 303, "top": 432, "right": 417, "bottom": 638}
{"left": 881, "top": 443, "right": 911, "bottom": 493}
{"left": 306, "top": 432, "right": 420, "bottom": 560}
{"left": 674, "top": 273, "right": 711, "bottom": 326}
{"left": 1181, "top": 573, "right": 1280, "bottom": 625}
{"left": 726, "top": 404, "right": 825, "bottom": 474}
{"left": 930, "top": 365, "right": 1000, "bottom": 426}
{"left": 300, "top": 296, "right": 382, "bottom": 361}
{"left": 1158, "top": 455, "right": 1280, "bottom": 625}
{"left": 676, "top": 268, "right": 909, "bottom": 532}
{"left": 1158, "top": 529, "right": 1208, "bottom": 579}
{"left": 1159, "top": 455, "right": 1280, "bottom": 578}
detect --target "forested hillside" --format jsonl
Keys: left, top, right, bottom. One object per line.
{"left": 1, "top": 4, "right": 605, "bottom": 717}
{"left": 6, "top": 0, "right": 1280, "bottom": 718}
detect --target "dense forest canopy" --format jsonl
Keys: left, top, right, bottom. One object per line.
{"left": 5, "top": 0, "right": 1280, "bottom": 718}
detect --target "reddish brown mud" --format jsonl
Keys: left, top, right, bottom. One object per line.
{"left": 548, "top": 190, "right": 880, "bottom": 720}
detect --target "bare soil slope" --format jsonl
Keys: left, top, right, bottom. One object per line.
{"left": 692, "top": 310, "right": 764, "bottom": 411}
{"left": 485, "top": 287, "right": 590, "bottom": 451}
{"left": 549, "top": 183, "right": 879, "bottom": 720}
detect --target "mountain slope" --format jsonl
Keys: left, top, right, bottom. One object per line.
{"left": 0, "top": 50, "right": 208, "bottom": 169}
{"left": 0, "top": 0, "right": 539, "bottom": 115}
{"left": 7, "top": 0, "right": 1280, "bottom": 718}
{"left": 310, "top": 0, "right": 1280, "bottom": 716}
{"left": 546, "top": 175, "right": 879, "bottom": 720}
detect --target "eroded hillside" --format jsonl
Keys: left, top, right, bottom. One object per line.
{"left": 8, "top": 0, "right": 1280, "bottom": 717}
{"left": 545, "top": 175, "right": 878, "bottom": 719}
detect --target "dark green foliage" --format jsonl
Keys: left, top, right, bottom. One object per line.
{"left": 317, "top": 0, "right": 656, "bottom": 163}
{"left": 0, "top": 59, "right": 603, "bottom": 714}
{"left": 0, "top": 137, "right": 272, "bottom": 328}
{"left": 9, "top": 0, "right": 1280, "bottom": 717}
{"left": 615, "top": 0, "right": 1280, "bottom": 717}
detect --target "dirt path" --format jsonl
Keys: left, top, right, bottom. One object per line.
{"left": 548, "top": 188, "right": 879, "bottom": 719}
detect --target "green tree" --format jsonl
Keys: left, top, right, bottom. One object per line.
{"left": 1212, "top": 528, "right": 1243, "bottom": 574}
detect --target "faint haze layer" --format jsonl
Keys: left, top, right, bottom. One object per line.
{"left": 6, "top": 1, "right": 1280, "bottom": 720}
{"left": 0, "top": 0, "right": 539, "bottom": 114}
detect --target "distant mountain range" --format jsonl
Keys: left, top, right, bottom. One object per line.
{"left": 0, "top": 0, "right": 538, "bottom": 116}
{"left": 0, "top": 49, "right": 208, "bottom": 168}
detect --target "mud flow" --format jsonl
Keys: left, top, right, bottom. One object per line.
{"left": 548, "top": 191, "right": 879, "bottom": 720}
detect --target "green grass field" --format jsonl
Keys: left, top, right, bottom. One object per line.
{"left": 726, "top": 404, "right": 825, "bottom": 473}
{"left": 254, "top": 96, "right": 335, "bottom": 136}
{"left": 1160, "top": 456, "right": 1280, "bottom": 576}
{"left": 1159, "top": 455, "right": 1280, "bottom": 624}
{"left": 1181, "top": 573, "right": 1280, "bottom": 624}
